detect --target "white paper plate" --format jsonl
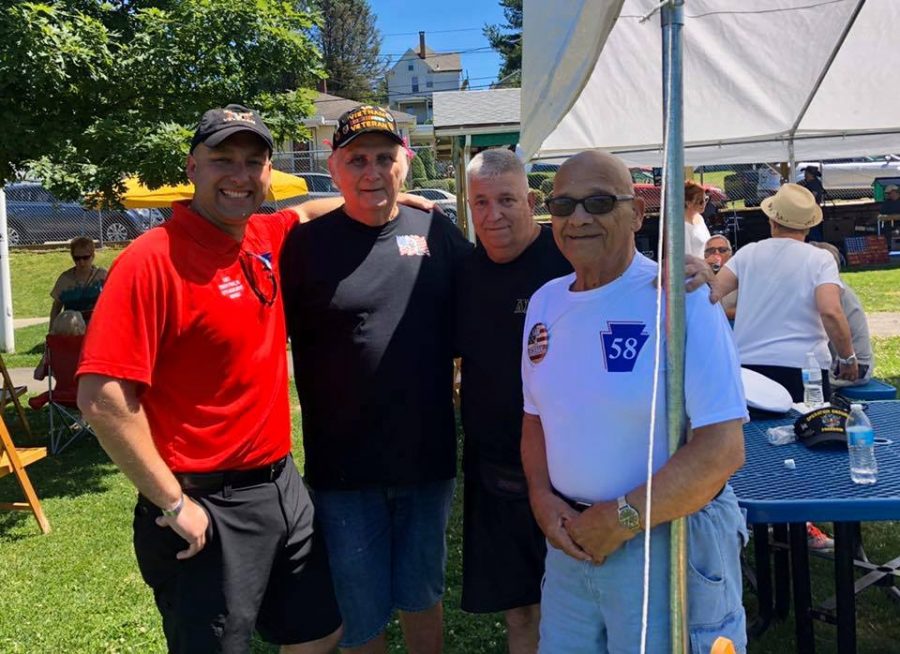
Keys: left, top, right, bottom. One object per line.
{"left": 741, "top": 368, "right": 793, "bottom": 414}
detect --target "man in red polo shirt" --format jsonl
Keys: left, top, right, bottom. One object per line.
{"left": 76, "top": 105, "right": 342, "bottom": 653}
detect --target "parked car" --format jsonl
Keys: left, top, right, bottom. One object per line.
{"left": 4, "top": 182, "right": 153, "bottom": 246}
{"left": 796, "top": 156, "right": 900, "bottom": 199}
{"left": 629, "top": 168, "right": 727, "bottom": 214}
{"left": 407, "top": 188, "right": 458, "bottom": 223}
{"left": 295, "top": 172, "right": 342, "bottom": 201}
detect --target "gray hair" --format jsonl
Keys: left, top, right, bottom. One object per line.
{"left": 705, "top": 234, "right": 732, "bottom": 250}
{"left": 466, "top": 148, "right": 525, "bottom": 182}
{"left": 809, "top": 241, "right": 841, "bottom": 269}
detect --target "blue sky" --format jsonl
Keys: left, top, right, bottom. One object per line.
{"left": 369, "top": 0, "right": 508, "bottom": 89}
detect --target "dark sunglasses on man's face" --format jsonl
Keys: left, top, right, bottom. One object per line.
{"left": 545, "top": 194, "right": 635, "bottom": 217}
{"left": 704, "top": 246, "right": 731, "bottom": 256}
{"left": 72, "top": 254, "right": 93, "bottom": 262}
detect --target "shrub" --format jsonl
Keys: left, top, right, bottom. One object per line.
{"left": 527, "top": 172, "right": 554, "bottom": 190}
{"left": 540, "top": 177, "right": 555, "bottom": 196}
{"left": 416, "top": 178, "right": 456, "bottom": 193}
{"left": 417, "top": 147, "right": 437, "bottom": 180}
{"left": 410, "top": 155, "right": 427, "bottom": 185}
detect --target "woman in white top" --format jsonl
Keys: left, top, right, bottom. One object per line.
{"left": 684, "top": 180, "right": 712, "bottom": 258}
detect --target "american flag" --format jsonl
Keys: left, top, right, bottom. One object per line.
{"left": 527, "top": 323, "right": 549, "bottom": 363}
{"left": 396, "top": 234, "right": 431, "bottom": 257}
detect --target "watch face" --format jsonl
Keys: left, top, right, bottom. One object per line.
{"left": 619, "top": 505, "right": 640, "bottom": 532}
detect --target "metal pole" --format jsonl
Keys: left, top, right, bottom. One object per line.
{"left": 462, "top": 134, "right": 475, "bottom": 243}
{"left": 0, "top": 189, "right": 15, "bottom": 353}
{"left": 661, "top": 2, "right": 688, "bottom": 653}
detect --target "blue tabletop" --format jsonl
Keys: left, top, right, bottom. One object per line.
{"left": 731, "top": 401, "right": 900, "bottom": 524}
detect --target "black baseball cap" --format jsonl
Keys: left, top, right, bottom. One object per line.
{"left": 332, "top": 105, "right": 403, "bottom": 150}
{"left": 190, "top": 104, "right": 275, "bottom": 154}
{"left": 794, "top": 406, "right": 850, "bottom": 448}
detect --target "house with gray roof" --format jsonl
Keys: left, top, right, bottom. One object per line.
{"left": 387, "top": 32, "right": 462, "bottom": 125}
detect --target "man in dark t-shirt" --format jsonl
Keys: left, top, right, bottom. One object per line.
{"left": 455, "top": 148, "right": 571, "bottom": 653}
{"left": 281, "top": 105, "right": 472, "bottom": 653}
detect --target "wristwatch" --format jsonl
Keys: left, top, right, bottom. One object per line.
{"left": 837, "top": 353, "right": 858, "bottom": 366}
{"left": 161, "top": 493, "right": 185, "bottom": 518}
{"left": 616, "top": 495, "right": 642, "bottom": 534}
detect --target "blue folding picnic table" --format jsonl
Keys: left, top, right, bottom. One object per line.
{"left": 731, "top": 400, "right": 900, "bottom": 654}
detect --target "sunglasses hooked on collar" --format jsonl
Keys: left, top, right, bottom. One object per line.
{"left": 240, "top": 251, "right": 278, "bottom": 307}
{"left": 545, "top": 194, "right": 635, "bottom": 217}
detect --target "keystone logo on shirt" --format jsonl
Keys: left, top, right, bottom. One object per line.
{"left": 600, "top": 321, "right": 649, "bottom": 372}
{"left": 396, "top": 234, "right": 430, "bottom": 256}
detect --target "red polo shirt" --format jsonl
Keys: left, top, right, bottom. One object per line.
{"left": 78, "top": 202, "right": 297, "bottom": 472}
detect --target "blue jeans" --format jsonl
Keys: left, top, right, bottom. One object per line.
{"left": 312, "top": 479, "right": 455, "bottom": 647}
{"left": 539, "top": 485, "right": 748, "bottom": 654}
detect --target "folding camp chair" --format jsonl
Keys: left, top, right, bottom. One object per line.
{"left": 0, "top": 351, "right": 31, "bottom": 437}
{"left": 28, "top": 335, "right": 94, "bottom": 454}
{"left": 0, "top": 413, "right": 50, "bottom": 533}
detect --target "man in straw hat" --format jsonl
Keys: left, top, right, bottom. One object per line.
{"left": 710, "top": 182, "right": 859, "bottom": 402}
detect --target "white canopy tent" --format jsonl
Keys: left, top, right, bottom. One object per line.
{"left": 521, "top": 0, "right": 900, "bottom": 167}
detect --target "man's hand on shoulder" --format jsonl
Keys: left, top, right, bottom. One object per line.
{"left": 530, "top": 489, "right": 591, "bottom": 562}
{"left": 155, "top": 495, "right": 210, "bottom": 560}
{"left": 397, "top": 192, "right": 449, "bottom": 218}
{"left": 654, "top": 254, "right": 714, "bottom": 293}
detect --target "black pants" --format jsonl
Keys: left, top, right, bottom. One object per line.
{"left": 744, "top": 364, "right": 832, "bottom": 404}
{"left": 133, "top": 457, "right": 341, "bottom": 654}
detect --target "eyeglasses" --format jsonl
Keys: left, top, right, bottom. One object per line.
{"left": 72, "top": 254, "right": 93, "bottom": 262}
{"left": 545, "top": 194, "right": 635, "bottom": 217}
{"left": 704, "top": 246, "right": 732, "bottom": 256}
{"left": 240, "top": 251, "right": 278, "bottom": 307}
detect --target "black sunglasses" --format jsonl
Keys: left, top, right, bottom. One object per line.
{"left": 704, "top": 246, "right": 731, "bottom": 256}
{"left": 240, "top": 251, "right": 278, "bottom": 307}
{"left": 545, "top": 194, "right": 635, "bottom": 217}
{"left": 72, "top": 254, "right": 93, "bottom": 262}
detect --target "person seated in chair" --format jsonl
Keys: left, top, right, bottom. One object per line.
{"left": 809, "top": 242, "right": 874, "bottom": 388}
{"left": 49, "top": 237, "right": 107, "bottom": 327}
{"left": 33, "top": 310, "right": 87, "bottom": 380}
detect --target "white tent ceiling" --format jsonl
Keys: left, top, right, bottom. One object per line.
{"left": 521, "top": 0, "right": 900, "bottom": 166}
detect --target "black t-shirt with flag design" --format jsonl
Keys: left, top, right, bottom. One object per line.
{"left": 281, "top": 205, "right": 473, "bottom": 489}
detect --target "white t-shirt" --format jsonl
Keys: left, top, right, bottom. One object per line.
{"left": 685, "top": 217, "right": 712, "bottom": 259}
{"left": 522, "top": 253, "right": 747, "bottom": 504}
{"left": 726, "top": 238, "right": 842, "bottom": 369}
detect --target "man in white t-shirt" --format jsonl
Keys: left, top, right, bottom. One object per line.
{"left": 523, "top": 150, "right": 749, "bottom": 653}
{"left": 710, "top": 183, "right": 858, "bottom": 401}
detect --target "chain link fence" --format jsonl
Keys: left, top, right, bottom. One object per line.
{"left": 5, "top": 155, "right": 889, "bottom": 249}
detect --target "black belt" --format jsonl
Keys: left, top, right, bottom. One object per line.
{"left": 553, "top": 488, "right": 592, "bottom": 513}
{"left": 554, "top": 484, "right": 726, "bottom": 514}
{"left": 174, "top": 455, "right": 289, "bottom": 492}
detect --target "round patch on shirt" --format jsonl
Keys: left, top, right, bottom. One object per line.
{"left": 527, "top": 322, "right": 549, "bottom": 364}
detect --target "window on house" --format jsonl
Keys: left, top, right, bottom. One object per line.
{"left": 408, "top": 64, "right": 414, "bottom": 71}
{"left": 411, "top": 76, "right": 419, "bottom": 93}
{"left": 426, "top": 81, "right": 433, "bottom": 88}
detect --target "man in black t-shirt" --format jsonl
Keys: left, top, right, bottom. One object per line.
{"left": 455, "top": 148, "right": 571, "bottom": 653}
{"left": 281, "top": 105, "right": 471, "bottom": 654}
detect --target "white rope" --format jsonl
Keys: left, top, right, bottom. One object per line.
{"left": 640, "top": 14, "right": 676, "bottom": 653}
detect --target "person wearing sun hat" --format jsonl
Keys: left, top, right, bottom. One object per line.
{"left": 710, "top": 182, "right": 858, "bottom": 403}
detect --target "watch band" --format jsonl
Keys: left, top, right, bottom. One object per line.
{"left": 838, "top": 353, "right": 857, "bottom": 366}
{"left": 161, "top": 493, "right": 185, "bottom": 518}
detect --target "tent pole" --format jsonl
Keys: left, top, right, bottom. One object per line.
{"left": 661, "top": 2, "right": 688, "bottom": 653}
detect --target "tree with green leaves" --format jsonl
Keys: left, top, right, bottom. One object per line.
{"left": 311, "top": 0, "right": 385, "bottom": 103}
{"left": 484, "top": 0, "right": 522, "bottom": 88}
{"left": 0, "top": 0, "right": 323, "bottom": 205}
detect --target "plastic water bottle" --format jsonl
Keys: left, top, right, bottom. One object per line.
{"left": 802, "top": 351, "right": 825, "bottom": 406}
{"left": 847, "top": 403, "right": 877, "bottom": 485}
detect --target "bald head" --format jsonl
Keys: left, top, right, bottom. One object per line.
{"left": 555, "top": 150, "right": 634, "bottom": 198}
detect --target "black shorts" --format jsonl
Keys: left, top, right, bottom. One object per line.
{"left": 461, "top": 460, "right": 546, "bottom": 614}
{"left": 132, "top": 456, "right": 341, "bottom": 653}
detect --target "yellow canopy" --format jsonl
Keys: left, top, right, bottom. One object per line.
{"left": 120, "top": 170, "right": 309, "bottom": 209}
